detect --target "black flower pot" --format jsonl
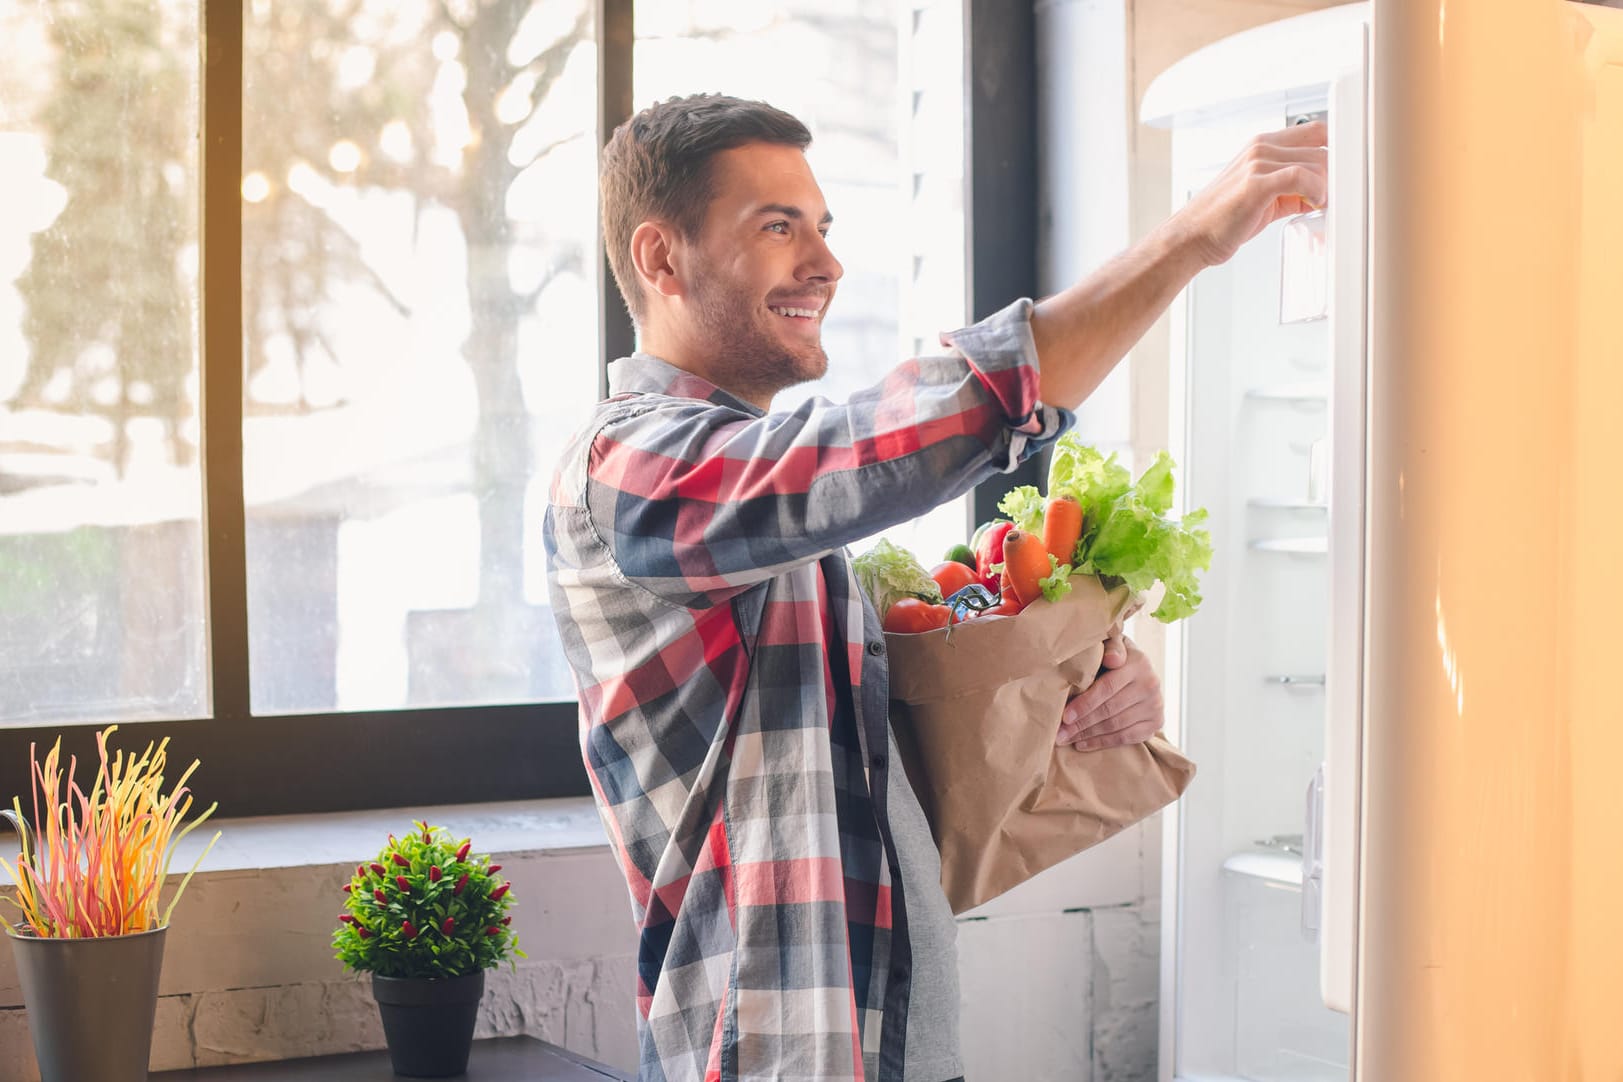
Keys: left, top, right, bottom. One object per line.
{"left": 372, "top": 970, "right": 485, "bottom": 1078}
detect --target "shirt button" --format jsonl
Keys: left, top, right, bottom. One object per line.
{"left": 871, "top": 754, "right": 887, "bottom": 770}
{"left": 892, "top": 965, "right": 909, "bottom": 983}
{"left": 866, "top": 640, "right": 884, "bottom": 656}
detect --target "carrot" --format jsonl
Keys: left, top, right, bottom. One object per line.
{"left": 1001, "top": 529, "right": 1054, "bottom": 607}
{"left": 1042, "top": 494, "right": 1083, "bottom": 566}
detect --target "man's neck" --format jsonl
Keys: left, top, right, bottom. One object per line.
{"left": 636, "top": 326, "right": 774, "bottom": 411}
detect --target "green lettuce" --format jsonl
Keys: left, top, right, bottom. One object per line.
{"left": 1048, "top": 436, "right": 1212, "bottom": 622}
{"left": 995, "top": 485, "right": 1046, "bottom": 534}
{"left": 852, "top": 538, "right": 943, "bottom": 619}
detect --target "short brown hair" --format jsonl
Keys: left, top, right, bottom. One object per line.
{"left": 600, "top": 94, "right": 812, "bottom": 328}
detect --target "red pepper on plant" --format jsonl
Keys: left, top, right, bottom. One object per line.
{"left": 335, "top": 821, "right": 526, "bottom": 981}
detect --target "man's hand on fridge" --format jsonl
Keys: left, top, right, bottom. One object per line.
{"left": 1056, "top": 631, "right": 1165, "bottom": 750}
{"left": 1169, "top": 119, "right": 1329, "bottom": 270}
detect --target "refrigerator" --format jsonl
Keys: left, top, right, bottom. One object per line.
{"left": 1139, "top": 2, "right": 1623, "bottom": 1079}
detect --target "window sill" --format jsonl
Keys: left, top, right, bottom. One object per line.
{"left": 171, "top": 795, "right": 610, "bottom": 873}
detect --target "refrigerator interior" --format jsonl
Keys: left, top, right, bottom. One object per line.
{"left": 1155, "top": 66, "right": 1356, "bottom": 1082}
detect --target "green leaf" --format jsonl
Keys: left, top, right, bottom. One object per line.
{"left": 1050, "top": 435, "right": 1211, "bottom": 622}
{"left": 995, "top": 485, "right": 1045, "bottom": 534}
{"left": 1038, "top": 556, "right": 1073, "bottom": 603}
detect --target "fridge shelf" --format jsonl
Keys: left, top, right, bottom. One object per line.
{"left": 1249, "top": 537, "right": 1328, "bottom": 555}
{"left": 1247, "top": 498, "right": 1326, "bottom": 511}
{"left": 1222, "top": 850, "right": 1304, "bottom": 887}
{"left": 1264, "top": 674, "right": 1326, "bottom": 688}
{"left": 1243, "top": 381, "right": 1329, "bottom": 405}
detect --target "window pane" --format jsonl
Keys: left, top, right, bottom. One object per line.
{"left": 633, "top": 0, "right": 970, "bottom": 567}
{"left": 0, "top": 2, "right": 207, "bottom": 726}
{"left": 242, "top": 0, "right": 597, "bottom": 713}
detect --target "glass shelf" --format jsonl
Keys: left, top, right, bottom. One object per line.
{"left": 1264, "top": 674, "right": 1326, "bottom": 687}
{"left": 1243, "top": 382, "right": 1329, "bottom": 405}
{"left": 1247, "top": 498, "right": 1327, "bottom": 511}
{"left": 1222, "top": 849, "right": 1304, "bottom": 887}
{"left": 1249, "top": 537, "right": 1328, "bottom": 554}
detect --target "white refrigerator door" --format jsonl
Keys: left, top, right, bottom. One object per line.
{"left": 1318, "top": 45, "right": 1369, "bottom": 1018}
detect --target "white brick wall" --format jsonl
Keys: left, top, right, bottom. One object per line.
{"left": 0, "top": 801, "right": 639, "bottom": 1078}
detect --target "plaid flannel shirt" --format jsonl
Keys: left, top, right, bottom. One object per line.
{"left": 543, "top": 299, "right": 1068, "bottom": 1082}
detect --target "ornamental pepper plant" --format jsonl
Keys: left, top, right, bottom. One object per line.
{"left": 333, "top": 820, "right": 524, "bottom": 979}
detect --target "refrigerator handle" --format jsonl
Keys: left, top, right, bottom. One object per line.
{"left": 1302, "top": 764, "right": 1325, "bottom": 942}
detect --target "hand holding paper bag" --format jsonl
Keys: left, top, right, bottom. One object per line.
{"left": 886, "top": 575, "right": 1196, "bottom": 914}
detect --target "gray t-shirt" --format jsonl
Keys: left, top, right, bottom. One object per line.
{"left": 885, "top": 723, "right": 964, "bottom": 1082}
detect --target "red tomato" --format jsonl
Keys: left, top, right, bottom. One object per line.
{"left": 973, "top": 595, "right": 1025, "bottom": 618}
{"left": 883, "top": 598, "right": 954, "bottom": 634}
{"left": 929, "top": 560, "right": 978, "bottom": 598}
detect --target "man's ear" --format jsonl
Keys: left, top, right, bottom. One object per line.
{"left": 629, "top": 221, "right": 684, "bottom": 300}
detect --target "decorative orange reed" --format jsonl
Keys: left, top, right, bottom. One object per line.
{"left": 1, "top": 726, "right": 218, "bottom": 938}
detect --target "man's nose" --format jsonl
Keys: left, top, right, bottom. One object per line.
{"left": 800, "top": 232, "right": 843, "bottom": 283}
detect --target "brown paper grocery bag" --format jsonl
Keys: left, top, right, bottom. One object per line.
{"left": 885, "top": 575, "right": 1196, "bottom": 914}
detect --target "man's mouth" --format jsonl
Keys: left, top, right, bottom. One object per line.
{"left": 768, "top": 303, "right": 823, "bottom": 320}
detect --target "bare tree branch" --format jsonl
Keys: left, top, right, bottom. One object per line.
{"left": 517, "top": 248, "right": 584, "bottom": 309}
{"left": 524, "top": 8, "right": 592, "bottom": 116}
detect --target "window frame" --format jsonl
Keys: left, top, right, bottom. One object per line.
{"left": 0, "top": 0, "right": 1036, "bottom": 819}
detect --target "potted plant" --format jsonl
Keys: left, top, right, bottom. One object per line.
{"left": 0, "top": 726, "right": 219, "bottom": 1082}
{"left": 334, "top": 820, "right": 524, "bottom": 1078}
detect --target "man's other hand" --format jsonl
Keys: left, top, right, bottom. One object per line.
{"left": 1055, "top": 630, "right": 1165, "bottom": 750}
{"left": 1173, "top": 119, "right": 1329, "bottom": 269}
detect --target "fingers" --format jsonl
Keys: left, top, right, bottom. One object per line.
{"left": 1066, "top": 715, "right": 1163, "bottom": 753}
{"left": 1253, "top": 159, "right": 1329, "bottom": 214}
{"left": 1059, "top": 676, "right": 1155, "bottom": 741}
{"left": 1266, "top": 118, "right": 1327, "bottom": 148}
{"left": 1057, "top": 638, "right": 1163, "bottom": 746}
{"left": 1101, "top": 626, "right": 1127, "bottom": 669}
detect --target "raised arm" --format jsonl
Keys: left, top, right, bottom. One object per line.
{"left": 1032, "top": 120, "right": 1328, "bottom": 408}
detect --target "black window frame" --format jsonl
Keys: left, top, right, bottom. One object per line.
{"left": 0, "top": 0, "right": 1036, "bottom": 819}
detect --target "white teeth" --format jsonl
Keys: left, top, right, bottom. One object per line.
{"left": 770, "top": 306, "right": 819, "bottom": 319}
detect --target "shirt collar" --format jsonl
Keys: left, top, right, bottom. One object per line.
{"left": 607, "top": 353, "right": 766, "bottom": 418}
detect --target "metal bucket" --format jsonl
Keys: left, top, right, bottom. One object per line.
{"left": 7, "top": 923, "right": 167, "bottom": 1082}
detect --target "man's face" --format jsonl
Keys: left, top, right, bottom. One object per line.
{"left": 677, "top": 142, "right": 843, "bottom": 406}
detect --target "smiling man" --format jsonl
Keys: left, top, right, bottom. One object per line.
{"left": 544, "top": 94, "right": 1326, "bottom": 1082}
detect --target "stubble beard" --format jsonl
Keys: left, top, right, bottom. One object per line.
{"left": 690, "top": 279, "right": 829, "bottom": 405}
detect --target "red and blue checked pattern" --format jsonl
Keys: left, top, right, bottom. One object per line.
{"left": 543, "top": 300, "right": 1067, "bottom": 1081}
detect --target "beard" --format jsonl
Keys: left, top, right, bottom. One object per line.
{"left": 687, "top": 274, "right": 830, "bottom": 405}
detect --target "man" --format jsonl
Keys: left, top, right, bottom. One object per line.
{"left": 544, "top": 94, "right": 1326, "bottom": 1082}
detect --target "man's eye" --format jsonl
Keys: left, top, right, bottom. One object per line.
{"left": 766, "top": 221, "right": 789, "bottom": 234}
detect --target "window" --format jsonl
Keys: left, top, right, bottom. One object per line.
{"left": 238, "top": 0, "right": 597, "bottom": 714}
{"left": 0, "top": 1, "right": 207, "bottom": 727}
{"left": 0, "top": 0, "right": 1034, "bottom": 816}
{"left": 633, "top": 0, "right": 973, "bottom": 563}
